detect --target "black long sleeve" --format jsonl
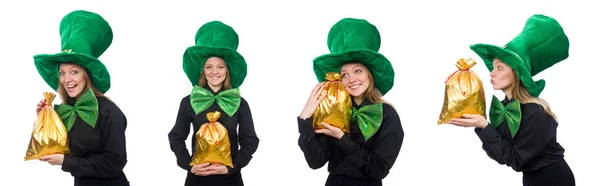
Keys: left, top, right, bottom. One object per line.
{"left": 227, "top": 98, "right": 259, "bottom": 175}
{"left": 60, "top": 97, "right": 129, "bottom": 182}
{"left": 168, "top": 97, "right": 194, "bottom": 172}
{"left": 298, "top": 100, "right": 404, "bottom": 180}
{"left": 297, "top": 117, "right": 331, "bottom": 169}
{"left": 168, "top": 90, "right": 259, "bottom": 183}
{"left": 475, "top": 99, "right": 565, "bottom": 172}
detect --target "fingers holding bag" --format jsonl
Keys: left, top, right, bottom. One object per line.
{"left": 438, "top": 58, "right": 487, "bottom": 125}
{"left": 25, "top": 92, "right": 70, "bottom": 161}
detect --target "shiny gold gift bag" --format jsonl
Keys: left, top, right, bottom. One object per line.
{"left": 24, "top": 92, "right": 70, "bottom": 160}
{"left": 312, "top": 72, "right": 353, "bottom": 133}
{"left": 190, "top": 111, "right": 233, "bottom": 167}
{"left": 437, "top": 58, "right": 486, "bottom": 124}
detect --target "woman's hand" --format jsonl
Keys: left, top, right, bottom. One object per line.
{"left": 447, "top": 114, "right": 489, "bottom": 129}
{"left": 194, "top": 163, "right": 228, "bottom": 176}
{"left": 40, "top": 154, "right": 64, "bottom": 165}
{"left": 315, "top": 122, "right": 344, "bottom": 139}
{"left": 191, "top": 162, "right": 210, "bottom": 174}
{"left": 36, "top": 98, "right": 45, "bottom": 116}
{"left": 299, "top": 82, "right": 326, "bottom": 119}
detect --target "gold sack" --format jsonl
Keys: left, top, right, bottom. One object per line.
{"left": 190, "top": 111, "right": 233, "bottom": 167}
{"left": 312, "top": 72, "right": 352, "bottom": 133}
{"left": 24, "top": 92, "right": 70, "bottom": 160}
{"left": 438, "top": 58, "right": 486, "bottom": 124}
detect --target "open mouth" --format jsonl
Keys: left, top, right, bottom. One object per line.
{"left": 66, "top": 84, "right": 77, "bottom": 92}
{"left": 349, "top": 84, "right": 361, "bottom": 90}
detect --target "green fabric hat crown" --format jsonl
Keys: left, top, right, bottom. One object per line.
{"left": 183, "top": 21, "right": 247, "bottom": 88}
{"left": 34, "top": 10, "right": 113, "bottom": 93}
{"left": 470, "top": 14, "right": 569, "bottom": 97}
{"left": 313, "top": 18, "right": 395, "bottom": 95}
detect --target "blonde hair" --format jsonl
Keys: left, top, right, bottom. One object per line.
{"left": 509, "top": 72, "right": 557, "bottom": 120}
{"left": 57, "top": 69, "right": 105, "bottom": 104}
{"left": 198, "top": 67, "right": 232, "bottom": 90}
{"left": 362, "top": 68, "right": 392, "bottom": 107}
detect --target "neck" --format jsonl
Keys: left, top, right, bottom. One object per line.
{"left": 502, "top": 88, "right": 513, "bottom": 100}
{"left": 354, "top": 95, "right": 364, "bottom": 105}
{"left": 74, "top": 89, "right": 86, "bottom": 100}
{"left": 208, "top": 84, "right": 223, "bottom": 92}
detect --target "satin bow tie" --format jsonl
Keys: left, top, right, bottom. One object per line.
{"left": 489, "top": 96, "right": 522, "bottom": 137}
{"left": 55, "top": 88, "right": 98, "bottom": 131}
{"left": 190, "top": 86, "right": 241, "bottom": 117}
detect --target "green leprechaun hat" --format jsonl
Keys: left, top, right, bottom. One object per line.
{"left": 313, "top": 18, "right": 395, "bottom": 95}
{"left": 34, "top": 10, "right": 113, "bottom": 93}
{"left": 183, "top": 21, "right": 247, "bottom": 88}
{"left": 470, "top": 14, "right": 569, "bottom": 97}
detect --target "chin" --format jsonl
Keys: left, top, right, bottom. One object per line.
{"left": 347, "top": 89, "right": 365, "bottom": 97}
{"left": 208, "top": 81, "right": 221, "bottom": 85}
{"left": 68, "top": 92, "right": 79, "bottom": 98}
{"left": 493, "top": 85, "right": 507, "bottom": 90}
{"left": 209, "top": 82, "right": 224, "bottom": 87}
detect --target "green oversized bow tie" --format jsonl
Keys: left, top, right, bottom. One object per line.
{"left": 55, "top": 88, "right": 99, "bottom": 132}
{"left": 190, "top": 85, "right": 241, "bottom": 117}
{"left": 489, "top": 96, "right": 522, "bottom": 137}
{"left": 352, "top": 103, "right": 383, "bottom": 141}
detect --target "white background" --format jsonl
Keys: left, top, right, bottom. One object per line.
{"left": 1, "top": 0, "right": 598, "bottom": 185}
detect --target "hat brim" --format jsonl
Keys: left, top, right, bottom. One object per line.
{"left": 183, "top": 46, "right": 247, "bottom": 88}
{"left": 313, "top": 49, "right": 394, "bottom": 95}
{"left": 34, "top": 52, "right": 111, "bottom": 93}
{"left": 470, "top": 44, "right": 543, "bottom": 97}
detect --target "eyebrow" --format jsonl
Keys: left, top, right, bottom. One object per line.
{"left": 341, "top": 64, "right": 362, "bottom": 72}
{"left": 58, "top": 66, "right": 78, "bottom": 71}
{"left": 205, "top": 63, "right": 226, "bottom": 66}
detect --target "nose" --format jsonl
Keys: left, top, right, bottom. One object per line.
{"left": 206, "top": 68, "right": 215, "bottom": 75}
{"left": 64, "top": 73, "right": 73, "bottom": 82}
{"left": 346, "top": 74, "right": 356, "bottom": 83}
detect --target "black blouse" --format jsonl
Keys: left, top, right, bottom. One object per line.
{"left": 61, "top": 96, "right": 129, "bottom": 186}
{"left": 298, "top": 99, "right": 404, "bottom": 181}
{"left": 168, "top": 87, "right": 259, "bottom": 183}
{"left": 475, "top": 97, "right": 565, "bottom": 172}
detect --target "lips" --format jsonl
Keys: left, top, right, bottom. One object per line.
{"left": 66, "top": 84, "right": 77, "bottom": 92}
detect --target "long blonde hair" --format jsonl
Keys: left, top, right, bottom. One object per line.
{"left": 57, "top": 69, "right": 105, "bottom": 104}
{"left": 362, "top": 69, "right": 392, "bottom": 107}
{"left": 509, "top": 73, "right": 557, "bottom": 120}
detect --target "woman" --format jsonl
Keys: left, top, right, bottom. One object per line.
{"left": 168, "top": 21, "right": 259, "bottom": 186}
{"left": 298, "top": 18, "right": 404, "bottom": 186}
{"left": 448, "top": 14, "right": 575, "bottom": 186}
{"left": 34, "top": 10, "right": 130, "bottom": 186}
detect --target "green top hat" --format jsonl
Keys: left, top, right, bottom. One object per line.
{"left": 313, "top": 18, "right": 395, "bottom": 95}
{"left": 34, "top": 10, "right": 113, "bottom": 94}
{"left": 183, "top": 21, "right": 247, "bottom": 88}
{"left": 470, "top": 14, "right": 569, "bottom": 97}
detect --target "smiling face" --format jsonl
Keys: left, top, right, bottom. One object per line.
{"left": 340, "top": 63, "right": 371, "bottom": 98}
{"left": 490, "top": 58, "right": 516, "bottom": 92}
{"left": 203, "top": 57, "right": 228, "bottom": 90}
{"left": 59, "top": 63, "right": 88, "bottom": 98}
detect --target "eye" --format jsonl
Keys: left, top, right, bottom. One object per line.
{"left": 498, "top": 66, "right": 503, "bottom": 70}
{"left": 341, "top": 73, "right": 348, "bottom": 78}
{"left": 71, "top": 70, "right": 79, "bottom": 75}
{"left": 354, "top": 69, "right": 362, "bottom": 74}
{"left": 59, "top": 71, "right": 65, "bottom": 76}
{"left": 218, "top": 65, "right": 225, "bottom": 69}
